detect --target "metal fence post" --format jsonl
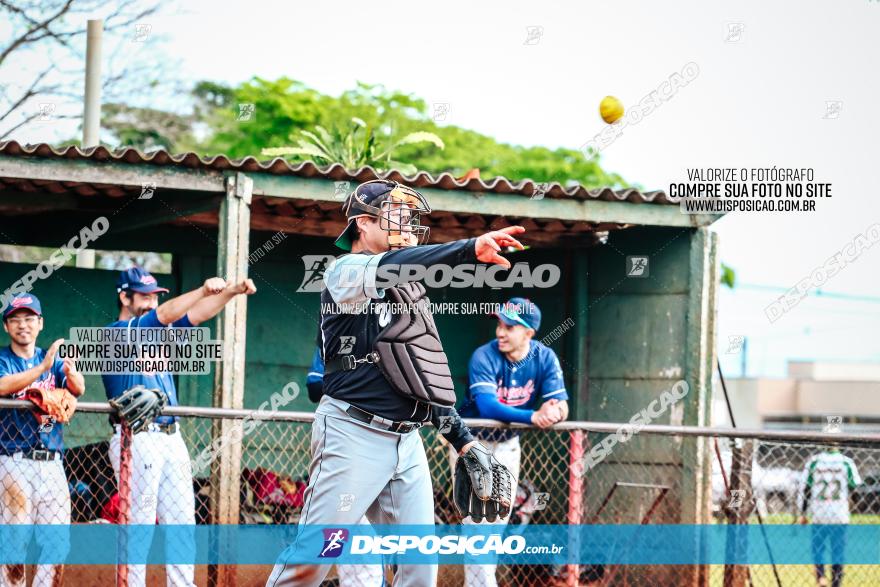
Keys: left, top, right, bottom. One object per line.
{"left": 566, "top": 430, "right": 585, "bottom": 586}
{"left": 723, "top": 439, "right": 754, "bottom": 587}
{"left": 208, "top": 172, "right": 252, "bottom": 587}
{"left": 116, "top": 423, "right": 132, "bottom": 587}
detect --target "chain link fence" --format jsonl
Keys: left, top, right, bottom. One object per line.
{"left": 1, "top": 398, "right": 879, "bottom": 586}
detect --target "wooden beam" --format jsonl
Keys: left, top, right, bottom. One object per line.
{"left": 723, "top": 440, "right": 755, "bottom": 587}
{"left": 208, "top": 172, "right": 252, "bottom": 587}
{"left": 569, "top": 253, "right": 589, "bottom": 420}
{"left": 680, "top": 227, "right": 719, "bottom": 586}
{"left": 0, "top": 154, "right": 226, "bottom": 192}
{"left": 247, "top": 174, "right": 722, "bottom": 228}
{"left": 0, "top": 154, "right": 723, "bottom": 228}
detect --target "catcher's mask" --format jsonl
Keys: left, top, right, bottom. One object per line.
{"left": 335, "top": 179, "right": 431, "bottom": 251}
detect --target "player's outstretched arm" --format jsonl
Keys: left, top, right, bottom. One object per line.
{"left": 473, "top": 226, "right": 526, "bottom": 269}
{"left": 154, "top": 277, "right": 234, "bottom": 325}
{"left": 377, "top": 226, "right": 526, "bottom": 284}
{"left": 186, "top": 279, "right": 257, "bottom": 326}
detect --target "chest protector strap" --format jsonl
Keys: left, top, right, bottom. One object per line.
{"left": 373, "top": 282, "right": 457, "bottom": 407}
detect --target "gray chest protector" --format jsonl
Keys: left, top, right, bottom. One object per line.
{"left": 374, "top": 282, "right": 457, "bottom": 407}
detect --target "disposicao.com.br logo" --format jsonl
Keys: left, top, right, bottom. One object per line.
{"left": 318, "top": 528, "right": 349, "bottom": 558}
{"left": 345, "top": 533, "right": 563, "bottom": 556}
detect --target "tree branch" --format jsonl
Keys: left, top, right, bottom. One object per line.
{"left": 0, "top": 66, "right": 56, "bottom": 123}
{"left": 0, "top": 111, "right": 42, "bottom": 140}
{"left": 0, "top": 0, "right": 173, "bottom": 140}
{"left": 0, "top": 0, "right": 76, "bottom": 65}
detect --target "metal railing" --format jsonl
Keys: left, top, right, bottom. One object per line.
{"left": 1, "top": 398, "right": 879, "bottom": 586}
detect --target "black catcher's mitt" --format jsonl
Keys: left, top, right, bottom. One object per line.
{"left": 109, "top": 385, "right": 167, "bottom": 434}
{"left": 453, "top": 443, "right": 514, "bottom": 522}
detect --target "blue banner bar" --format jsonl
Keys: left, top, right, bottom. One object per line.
{"left": 1, "top": 524, "right": 878, "bottom": 565}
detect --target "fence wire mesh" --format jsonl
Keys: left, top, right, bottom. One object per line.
{"left": 1, "top": 400, "right": 878, "bottom": 586}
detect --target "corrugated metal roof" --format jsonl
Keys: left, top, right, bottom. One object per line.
{"left": 0, "top": 140, "right": 671, "bottom": 205}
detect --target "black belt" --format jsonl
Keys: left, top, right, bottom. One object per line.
{"left": 113, "top": 421, "right": 177, "bottom": 434}
{"left": 3, "top": 448, "right": 62, "bottom": 461}
{"left": 326, "top": 352, "right": 380, "bottom": 374}
{"left": 345, "top": 404, "right": 423, "bottom": 434}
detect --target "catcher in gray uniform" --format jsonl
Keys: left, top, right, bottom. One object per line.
{"left": 267, "top": 179, "right": 522, "bottom": 587}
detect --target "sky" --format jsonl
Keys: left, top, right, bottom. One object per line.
{"left": 10, "top": 0, "right": 880, "bottom": 377}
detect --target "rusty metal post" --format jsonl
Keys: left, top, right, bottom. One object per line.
{"left": 116, "top": 423, "right": 132, "bottom": 587}
{"left": 723, "top": 440, "right": 754, "bottom": 587}
{"left": 567, "top": 430, "right": 585, "bottom": 586}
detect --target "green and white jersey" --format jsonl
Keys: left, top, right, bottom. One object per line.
{"left": 798, "top": 450, "right": 861, "bottom": 524}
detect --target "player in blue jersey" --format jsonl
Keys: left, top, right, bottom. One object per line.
{"left": 103, "top": 267, "right": 256, "bottom": 587}
{"left": 453, "top": 297, "right": 568, "bottom": 587}
{"left": 0, "top": 293, "right": 85, "bottom": 587}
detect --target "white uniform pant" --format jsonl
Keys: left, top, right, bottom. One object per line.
{"left": 0, "top": 454, "right": 70, "bottom": 587}
{"left": 109, "top": 426, "right": 197, "bottom": 587}
{"left": 336, "top": 516, "right": 385, "bottom": 586}
{"left": 267, "top": 396, "right": 435, "bottom": 587}
{"left": 448, "top": 436, "right": 521, "bottom": 587}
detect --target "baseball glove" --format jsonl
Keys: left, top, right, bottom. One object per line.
{"left": 453, "top": 443, "right": 514, "bottom": 522}
{"left": 25, "top": 387, "right": 77, "bottom": 424}
{"left": 109, "top": 385, "right": 166, "bottom": 434}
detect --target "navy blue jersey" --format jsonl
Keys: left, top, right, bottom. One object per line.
{"left": 462, "top": 339, "right": 567, "bottom": 412}
{"left": 0, "top": 345, "right": 69, "bottom": 453}
{"left": 101, "top": 308, "right": 192, "bottom": 425}
{"left": 320, "top": 238, "right": 476, "bottom": 422}
{"left": 460, "top": 339, "right": 568, "bottom": 440}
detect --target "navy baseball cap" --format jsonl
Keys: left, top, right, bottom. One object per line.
{"left": 3, "top": 293, "right": 42, "bottom": 319}
{"left": 494, "top": 297, "right": 541, "bottom": 331}
{"left": 116, "top": 267, "right": 169, "bottom": 294}
{"left": 335, "top": 180, "right": 398, "bottom": 251}
{"left": 335, "top": 180, "right": 430, "bottom": 251}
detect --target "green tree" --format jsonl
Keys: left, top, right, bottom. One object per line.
{"left": 103, "top": 103, "right": 194, "bottom": 151}
{"left": 109, "top": 77, "right": 628, "bottom": 189}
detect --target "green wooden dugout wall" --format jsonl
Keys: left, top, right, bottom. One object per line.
{"left": 0, "top": 157, "right": 720, "bottom": 553}
{"left": 0, "top": 232, "right": 588, "bottom": 416}
{"left": 0, "top": 224, "right": 717, "bottom": 506}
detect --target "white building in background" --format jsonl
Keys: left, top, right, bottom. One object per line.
{"left": 713, "top": 361, "right": 880, "bottom": 432}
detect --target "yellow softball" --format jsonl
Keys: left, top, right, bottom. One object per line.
{"left": 599, "top": 96, "right": 625, "bottom": 124}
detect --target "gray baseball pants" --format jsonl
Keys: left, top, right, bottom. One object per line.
{"left": 266, "top": 395, "right": 437, "bottom": 587}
